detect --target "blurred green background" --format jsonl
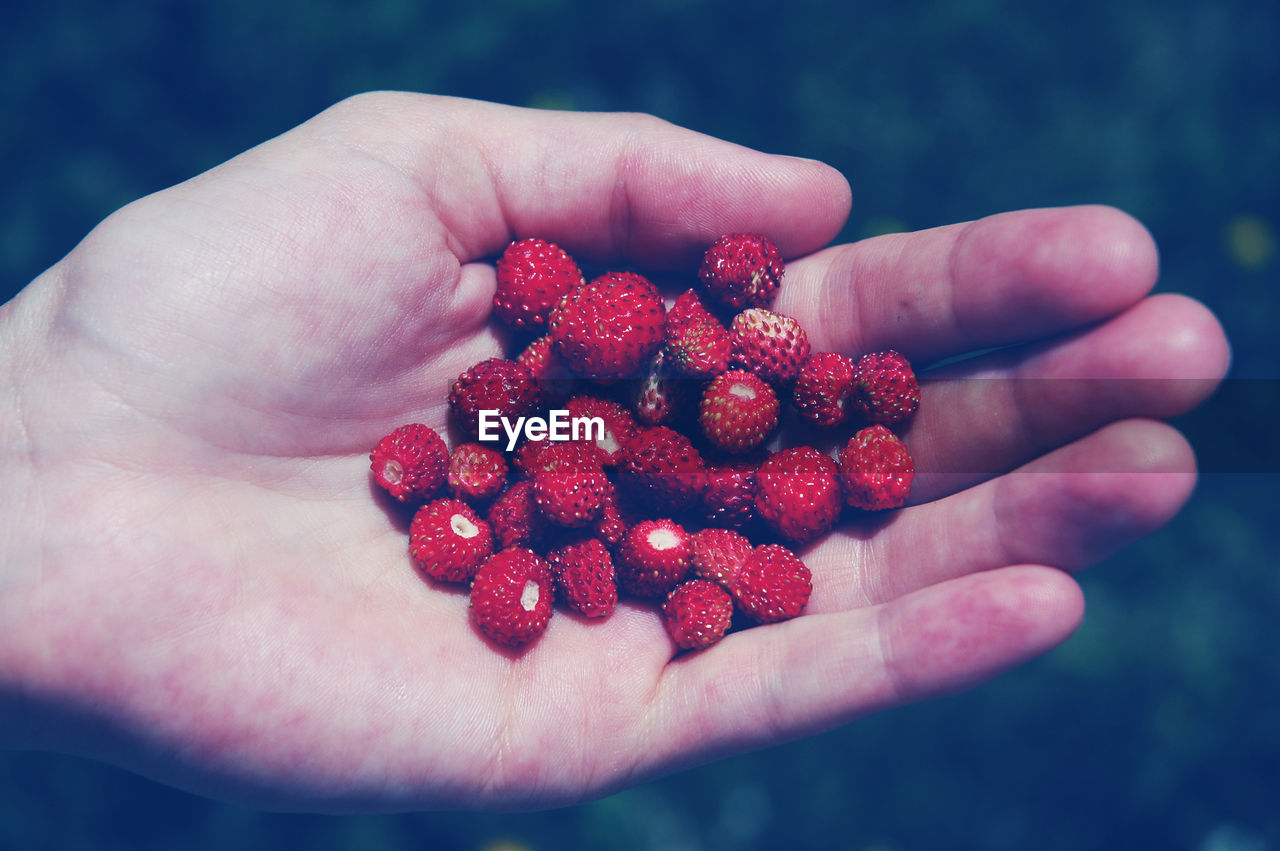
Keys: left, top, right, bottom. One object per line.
{"left": 2, "top": 0, "right": 1277, "bottom": 848}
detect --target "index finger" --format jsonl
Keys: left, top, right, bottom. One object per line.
{"left": 778, "top": 205, "right": 1159, "bottom": 363}
{"left": 292, "top": 92, "right": 854, "bottom": 270}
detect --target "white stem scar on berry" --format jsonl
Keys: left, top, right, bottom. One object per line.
{"left": 520, "top": 580, "right": 541, "bottom": 612}
{"left": 596, "top": 428, "right": 620, "bottom": 455}
{"left": 728, "top": 382, "right": 757, "bottom": 400}
{"left": 451, "top": 513, "right": 480, "bottom": 539}
{"left": 647, "top": 527, "right": 681, "bottom": 551}
{"left": 380, "top": 460, "right": 403, "bottom": 485}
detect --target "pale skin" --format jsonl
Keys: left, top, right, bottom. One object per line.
{"left": 0, "top": 93, "right": 1229, "bottom": 812}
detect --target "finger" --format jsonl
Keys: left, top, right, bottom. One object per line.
{"left": 645, "top": 565, "right": 1081, "bottom": 768}
{"left": 777, "top": 205, "right": 1158, "bottom": 363}
{"left": 900, "top": 293, "right": 1229, "bottom": 502}
{"left": 292, "top": 92, "right": 852, "bottom": 269}
{"left": 811, "top": 419, "right": 1196, "bottom": 611}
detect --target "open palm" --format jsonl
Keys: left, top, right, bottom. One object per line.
{"left": 0, "top": 93, "right": 1228, "bottom": 811}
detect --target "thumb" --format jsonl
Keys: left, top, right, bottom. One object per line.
{"left": 277, "top": 92, "right": 852, "bottom": 269}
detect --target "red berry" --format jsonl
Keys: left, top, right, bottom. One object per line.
{"left": 698, "top": 233, "right": 785, "bottom": 310}
{"left": 792, "top": 351, "right": 857, "bottom": 428}
{"left": 702, "top": 457, "right": 760, "bottom": 528}
{"left": 409, "top": 498, "right": 494, "bottom": 583}
{"left": 515, "top": 333, "right": 560, "bottom": 377}
{"left": 516, "top": 334, "right": 575, "bottom": 400}
{"left": 547, "top": 538, "right": 618, "bottom": 618}
{"left": 564, "top": 395, "right": 638, "bottom": 466}
{"left": 447, "top": 442, "right": 509, "bottom": 502}
{"left": 698, "top": 369, "right": 779, "bottom": 453}
{"left": 837, "top": 424, "right": 914, "bottom": 510}
{"left": 632, "top": 350, "right": 690, "bottom": 427}
{"left": 617, "top": 426, "right": 707, "bottom": 511}
{"left": 729, "top": 308, "right": 811, "bottom": 385}
{"left": 851, "top": 350, "right": 920, "bottom": 425}
{"left": 511, "top": 435, "right": 552, "bottom": 478}
{"left": 448, "top": 358, "right": 542, "bottom": 439}
{"left": 370, "top": 423, "right": 449, "bottom": 503}
{"left": 616, "top": 519, "right": 693, "bottom": 598}
{"left": 470, "top": 548, "right": 554, "bottom": 647}
{"left": 525, "top": 440, "right": 610, "bottom": 476}
{"left": 493, "top": 238, "right": 585, "bottom": 331}
{"left": 533, "top": 465, "right": 608, "bottom": 527}
{"left": 664, "top": 289, "right": 732, "bottom": 377}
{"left": 549, "top": 271, "right": 666, "bottom": 379}
{"left": 689, "top": 527, "right": 752, "bottom": 589}
{"left": 731, "top": 544, "right": 812, "bottom": 623}
{"left": 524, "top": 442, "right": 610, "bottom": 527}
{"left": 486, "top": 480, "right": 549, "bottom": 549}
{"left": 663, "top": 579, "right": 734, "bottom": 650}
{"left": 755, "top": 446, "right": 842, "bottom": 544}
{"left": 590, "top": 478, "right": 630, "bottom": 547}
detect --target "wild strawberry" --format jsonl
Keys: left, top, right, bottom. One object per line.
{"left": 698, "top": 233, "right": 785, "bottom": 310}
{"left": 755, "top": 446, "right": 842, "bottom": 544}
{"left": 516, "top": 334, "right": 576, "bottom": 400}
{"left": 663, "top": 579, "right": 734, "bottom": 650}
{"left": 664, "top": 289, "right": 732, "bottom": 377}
{"left": 511, "top": 435, "right": 551, "bottom": 478}
{"left": 486, "top": 480, "right": 549, "bottom": 549}
{"left": 698, "top": 369, "right": 779, "bottom": 453}
{"left": 564, "top": 395, "right": 638, "bottom": 466}
{"left": 591, "top": 478, "right": 630, "bottom": 547}
{"left": 533, "top": 465, "right": 608, "bottom": 527}
{"left": 792, "top": 351, "right": 857, "bottom": 428}
{"left": 524, "top": 441, "right": 610, "bottom": 527}
{"left": 729, "top": 308, "right": 811, "bottom": 385}
{"left": 617, "top": 426, "right": 707, "bottom": 511}
{"left": 449, "top": 358, "right": 542, "bottom": 439}
{"left": 547, "top": 538, "right": 618, "bottom": 618}
{"left": 549, "top": 271, "right": 666, "bottom": 379}
{"left": 515, "top": 333, "right": 559, "bottom": 377}
{"left": 470, "top": 548, "right": 554, "bottom": 647}
{"left": 731, "top": 544, "right": 812, "bottom": 623}
{"left": 689, "top": 527, "right": 752, "bottom": 588}
{"left": 370, "top": 423, "right": 449, "bottom": 503}
{"left": 409, "top": 498, "right": 494, "bottom": 583}
{"left": 851, "top": 350, "right": 920, "bottom": 425}
{"left": 632, "top": 350, "right": 690, "bottom": 427}
{"left": 447, "top": 442, "right": 509, "bottom": 503}
{"left": 702, "top": 457, "right": 760, "bottom": 528}
{"left": 616, "top": 519, "right": 693, "bottom": 598}
{"left": 525, "top": 440, "right": 609, "bottom": 476}
{"left": 838, "top": 424, "right": 914, "bottom": 510}
{"left": 493, "top": 238, "right": 585, "bottom": 331}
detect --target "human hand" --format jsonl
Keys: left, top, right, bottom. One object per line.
{"left": 0, "top": 93, "right": 1228, "bottom": 811}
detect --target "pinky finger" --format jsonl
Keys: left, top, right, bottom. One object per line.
{"left": 642, "top": 566, "right": 1083, "bottom": 770}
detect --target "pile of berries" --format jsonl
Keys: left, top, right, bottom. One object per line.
{"left": 369, "top": 234, "right": 919, "bottom": 651}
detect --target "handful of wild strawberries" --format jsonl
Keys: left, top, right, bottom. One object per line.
{"left": 369, "top": 234, "right": 919, "bottom": 651}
